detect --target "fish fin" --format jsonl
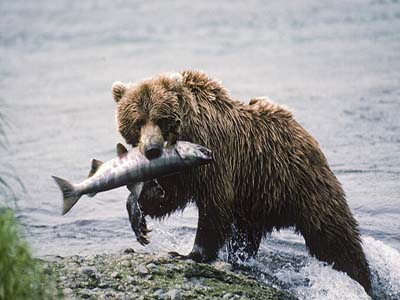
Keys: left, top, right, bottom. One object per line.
{"left": 87, "top": 192, "right": 97, "bottom": 198}
{"left": 52, "top": 176, "right": 81, "bottom": 215}
{"left": 88, "top": 159, "right": 103, "bottom": 178}
{"left": 117, "top": 143, "right": 128, "bottom": 158}
{"left": 127, "top": 182, "right": 144, "bottom": 197}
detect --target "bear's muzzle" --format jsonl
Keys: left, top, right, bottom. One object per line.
{"left": 139, "top": 122, "right": 164, "bottom": 160}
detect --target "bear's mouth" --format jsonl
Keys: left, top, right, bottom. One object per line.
{"left": 195, "top": 145, "right": 213, "bottom": 162}
{"left": 144, "top": 144, "right": 163, "bottom": 160}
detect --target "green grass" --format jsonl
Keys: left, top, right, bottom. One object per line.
{"left": 0, "top": 209, "right": 60, "bottom": 300}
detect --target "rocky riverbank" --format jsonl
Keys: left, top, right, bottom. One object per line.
{"left": 45, "top": 248, "right": 296, "bottom": 300}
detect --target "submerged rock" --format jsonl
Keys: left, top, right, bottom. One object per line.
{"left": 47, "top": 249, "right": 296, "bottom": 300}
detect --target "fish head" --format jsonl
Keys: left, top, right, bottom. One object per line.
{"left": 175, "top": 142, "right": 213, "bottom": 166}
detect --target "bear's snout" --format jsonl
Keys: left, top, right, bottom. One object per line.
{"left": 139, "top": 122, "right": 164, "bottom": 160}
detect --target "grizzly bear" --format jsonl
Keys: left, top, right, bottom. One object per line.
{"left": 112, "top": 70, "right": 371, "bottom": 292}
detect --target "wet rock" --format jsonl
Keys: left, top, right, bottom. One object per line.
{"left": 137, "top": 264, "right": 149, "bottom": 276}
{"left": 122, "top": 253, "right": 133, "bottom": 259}
{"left": 63, "top": 287, "right": 73, "bottom": 296}
{"left": 213, "top": 261, "right": 233, "bottom": 272}
{"left": 110, "top": 271, "right": 120, "bottom": 278}
{"left": 188, "top": 277, "right": 205, "bottom": 286}
{"left": 79, "top": 289, "right": 93, "bottom": 299}
{"left": 121, "top": 259, "right": 131, "bottom": 267}
{"left": 80, "top": 266, "right": 98, "bottom": 278}
{"left": 103, "top": 290, "right": 117, "bottom": 299}
{"left": 153, "top": 289, "right": 165, "bottom": 297}
{"left": 181, "top": 282, "right": 192, "bottom": 291}
{"left": 126, "top": 275, "right": 136, "bottom": 284}
{"left": 86, "top": 255, "right": 96, "bottom": 263}
{"left": 97, "top": 281, "right": 110, "bottom": 289}
{"left": 123, "top": 248, "right": 135, "bottom": 254}
{"left": 46, "top": 252, "right": 297, "bottom": 300}
{"left": 164, "top": 289, "right": 182, "bottom": 300}
{"left": 146, "top": 262, "right": 157, "bottom": 270}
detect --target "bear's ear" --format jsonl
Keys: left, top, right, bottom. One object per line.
{"left": 112, "top": 81, "right": 128, "bottom": 103}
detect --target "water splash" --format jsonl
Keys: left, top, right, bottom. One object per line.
{"left": 293, "top": 260, "right": 370, "bottom": 300}
{"left": 363, "top": 236, "right": 400, "bottom": 300}
{"left": 222, "top": 230, "right": 400, "bottom": 300}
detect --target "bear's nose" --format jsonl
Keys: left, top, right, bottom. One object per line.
{"left": 144, "top": 144, "right": 163, "bottom": 160}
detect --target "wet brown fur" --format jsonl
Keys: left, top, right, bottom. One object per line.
{"left": 113, "top": 70, "right": 371, "bottom": 292}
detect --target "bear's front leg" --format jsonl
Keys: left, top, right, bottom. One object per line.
{"left": 191, "top": 208, "right": 229, "bottom": 262}
{"left": 227, "top": 217, "right": 263, "bottom": 262}
{"left": 170, "top": 189, "right": 233, "bottom": 263}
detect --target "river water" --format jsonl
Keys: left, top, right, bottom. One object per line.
{"left": 1, "top": 1, "right": 399, "bottom": 299}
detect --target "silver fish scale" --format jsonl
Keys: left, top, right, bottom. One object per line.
{"left": 75, "top": 147, "right": 185, "bottom": 196}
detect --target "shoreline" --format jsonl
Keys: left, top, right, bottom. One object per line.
{"left": 45, "top": 248, "right": 297, "bottom": 300}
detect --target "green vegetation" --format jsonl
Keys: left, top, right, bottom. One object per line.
{"left": 0, "top": 209, "right": 60, "bottom": 300}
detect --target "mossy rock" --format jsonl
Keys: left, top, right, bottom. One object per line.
{"left": 47, "top": 249, "right": 297, "bottom": 300}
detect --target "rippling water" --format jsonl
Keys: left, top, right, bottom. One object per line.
{"left": 1, "top": 0, "right": 399, "bottom": 299}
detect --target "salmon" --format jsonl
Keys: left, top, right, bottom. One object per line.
{"left": 52, "top": 141, "right": 212, "bottom": 215}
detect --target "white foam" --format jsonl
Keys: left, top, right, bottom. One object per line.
{"left": 292, "top": 259, "right": 370, "bottom": 300}
{"left": 259, "top": 231, "right": 400, "bottom": 299}
{"left": 238, "top": 230, "right": 367, "bottom": 299}
{"left": 363, "top": 236, "right": 400, "bottom": 299}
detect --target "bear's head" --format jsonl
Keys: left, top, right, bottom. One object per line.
{"left": 112, "top": 74, "right": 183, "bottom": 160}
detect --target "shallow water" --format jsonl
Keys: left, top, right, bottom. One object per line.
{"left": 1, "top": 0, "right": 400, "bottom": 299}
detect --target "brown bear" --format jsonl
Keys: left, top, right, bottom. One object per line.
{"left": 112, "top": 70, "right": 371, "bottom": 292}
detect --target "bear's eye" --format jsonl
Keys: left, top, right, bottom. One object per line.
{"left": 134, "top": 119, "right": 145, "bottom": 130}
{"left": 128, "top": 134, "right": 140, "bottom": 147}
{"left": 157, "top": 118, "right": 171, "bottom": 131}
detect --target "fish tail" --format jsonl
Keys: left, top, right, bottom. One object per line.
{"left": 51, "top": 176, "right": 81, "bottom": 215}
